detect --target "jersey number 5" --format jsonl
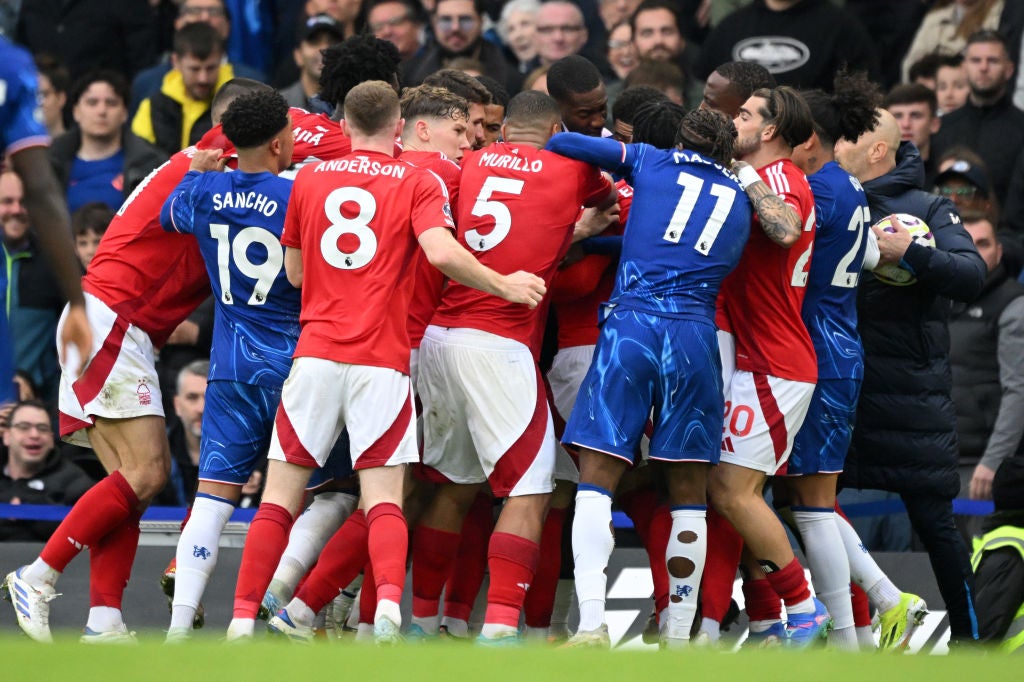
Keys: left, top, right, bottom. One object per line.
{"left": 466, "top": 177, "right": 525, "bottom": 251}
{"left": 662, "top": 171, "right": 736, "bottom": 254}
{"left": 210, "top": 224, "right": 283, "bottom": 305}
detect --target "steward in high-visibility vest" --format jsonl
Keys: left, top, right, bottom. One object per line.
{"left": 972, "top": 526, "right": 1024, "bottom": 652}
{"left": 971, "top": 457, "right": 1024, "bottom": 651}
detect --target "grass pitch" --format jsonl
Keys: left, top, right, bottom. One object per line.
{"left": 0, "top": 634, "right": 1010, "bottom": 682}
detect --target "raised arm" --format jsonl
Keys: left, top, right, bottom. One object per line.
{"left": 732, "top": 160, "right": 802, "bottom": 247}
{"left": 546, "top": 133, "right": 631, "bottom": 177}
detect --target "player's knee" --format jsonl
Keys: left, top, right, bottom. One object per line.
{"left": 122, "top": 456, "right": 171, "bottom": 501}
{"left": 707, "top": 476, "right": 741, "bottom": 519}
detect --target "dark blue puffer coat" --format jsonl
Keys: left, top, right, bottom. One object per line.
{"left": 841, "top": 142, "right": 987, "bottom": 497}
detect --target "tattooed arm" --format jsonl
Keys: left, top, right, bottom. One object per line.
{"left": 732, "top": 160, "right": 802, "bottom": 247}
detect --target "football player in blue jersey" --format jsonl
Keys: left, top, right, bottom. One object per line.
{"left": 771, "top": 71, "right": 883, "bottom": 650}
{"left": 159, "top": 88, "right": 311, "bottom": 642}
{"left": 775, "top": 72, "right": 927, "bottom": 651}
{"left": 547, "top": 107, "right": 753, "bottom": 648}
{"left": 0, "top": 36, "right": 90, "bottom": 406}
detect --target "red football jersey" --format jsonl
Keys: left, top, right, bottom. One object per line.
{"left": 400, "top": 150, "right": 461, "bottom": 349}
{"left": 281, "top": 150, "right": 454, "bottom": 373}
{"left": 430, "top": 142, "right": 611, "bottom": 351}
{"left": 84, "top": 145, "right": 210, "bottom": 347}
{"left": 717, "top": 158, "right": 817, "bottom": 382}
{"left": 83, "top": 116, "right": 356, "bottom": 348}
{"left": 551, "top": 179, "right": 632, "bottom": 349}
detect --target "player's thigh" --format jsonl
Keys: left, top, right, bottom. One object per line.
{"left": 449, "top": 330, "right": 554, "bottom": 498}
{"left": 90, "top": 414, "right": 170, "bottom": 494}
{"left": 340, "top": 363, "right": 418, "bottom": 470}
{"left": 547, "top": 344, "right": 595, "bottom": 422}
{"left": 649, "top": 318, "right": 723, "bottom": 465}
{"left": 786, "top": 378, "right": 859, "bottom": 478}
{"left": 417, "top": 327, "right": 487, "bottom": 485}
{"left": 563, "top": 310, "right": 659, "bottom": 464}
{"left": 268, "top": 357, "right": 347, "bottom": 468}
{"left": 719, "top": 371, "right": 815, "bottom": 476}
{"left": 58, "top": 293, "right": 164, "bottom": 449}
{"left": 199, "top": 380, "right": 280, "bottom": 487}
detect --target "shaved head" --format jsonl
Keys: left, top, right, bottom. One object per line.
{"left": 834, "top": 108, "right": 900, "bottom": 183}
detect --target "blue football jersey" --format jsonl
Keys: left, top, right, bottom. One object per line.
{"left": 803, "top": 161, "right": 871, "bottom": 380}
{"left": 0, "top": 37, "right": 49, "bottom": 402}
{"left": 546, "top": 134, "right": 751, "bottom": 320}
{"left": 161, "top": 169, "right": 300, "bottom": 388}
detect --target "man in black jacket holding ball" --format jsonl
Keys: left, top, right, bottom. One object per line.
{"left": 834, "top": 108, "right": 987, "bottom": 647}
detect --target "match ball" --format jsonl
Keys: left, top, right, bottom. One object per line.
{"left": 871, "top": 213, "right": 935, "bottom": 286}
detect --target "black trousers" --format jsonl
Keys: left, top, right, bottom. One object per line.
{"left": 900, "top": 492, "right": 979, "bottom": 642}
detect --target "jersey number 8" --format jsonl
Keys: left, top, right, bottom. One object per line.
{"left": 321, "top": 186, "right": 378, "bottom": 270}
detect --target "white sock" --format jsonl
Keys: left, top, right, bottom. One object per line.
{"left": 170, "top": 494, "right": 234, "bottom": 629}
{"left": 835, "top": 512, "right": 892, "bottom": 601}
{"left": 549, "top": 578, "right": 573, "bottom": 636}
{"left": 227, "top": 617, "right": 255, "bottom": 639}
{"left": 572, "top": 486, "right": 615, "bottom": 632}
{"left": 793, "top": 508, "right": 854, "bottom": 633}
{"left": 375, "top": 598, "right": 401, "bottom": 627}
{"left": 86, "top": 606, "right": 124, "bottom": 632}
{"left": 699, "top": 616, "right": 720, "bottom": 641}
{"left": 355, "top": 622, "right": 374, "bottom": 640}
{"left": 22, "top": 559, "right": 60, "bottom": 588}
{"left": 856, "top": 625, "right": 876, "bottom": 650}
{"left": 663, "top": 506, "right": 706, "bottom": 641}
{"left": 828, "top": 620, "right": 860, "bottom": 651}
{"left": 481, "top": 622, "right": 517, "bottom": 638}
{"left": 440, "top": 616, "right": 469, "bottom": 637}
{"left": 749, "top": 618, "right": 781, "bottom": 633}
{"left": 273, "top": 492, "right": 358, "bottom": 592}
{"left": 411, "top": 614, "right": 440, "bottom": 633}
{"left": 524, "top": 625, "right": 549, "bottom": 640}
{"left": 285, "top": 597, "right": 316, "bottom": 627}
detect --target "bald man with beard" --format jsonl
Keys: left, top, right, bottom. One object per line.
{"left": 834, "top": 108, "right": 986, "bottom": 648}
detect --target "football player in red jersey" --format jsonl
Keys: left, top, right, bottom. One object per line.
{"left": 2, "top": 78, "right": 272, "bottom": 644}
{"left": 246, "top": 81, "right": 544, "bottom": 645}
{"left": 259, "top": 84, "right": 473, "bottom": 642}
{"left": 704, "top": 86, "right": 831, "bottom": 647}
{"left": 409, "top": 90, "right": 615, "bottom": 644}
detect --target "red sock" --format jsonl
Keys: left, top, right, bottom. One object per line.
{"left": 743, "top": 578, "right": 782, "bottom": 622}
{"left": 523, "top": 507, "right": 567, "bottom": 628}
{"left": 233, "top": 503, "right": 293, "bottom": 618}
{"left": 359, "top": 561, "right": 376, "bottom": 623}
{"left": 701, "top": 506, "right": 743, "bottom": 622}
{"left": 618, "top": 488, "right": 658, "bottom": 544}
{"left": 40, "top": 470, "right": 139, "bottom": 572}
{"left": 764, "top": 558, "right": 811, "bottom": 608}
{"left": 179, "top": 507, "right": 192, "bottom": 533}
{"left": 88, "top": 508, "right": 143, "bottom": 608}
{"left": 366, "top": 502, "right": 408, "bottom": 606}
{"left": 851, "top": 582, "right": 872, "bottom": 627}
{"left": 294, "top": 511, "right": 368, "bottom": 613}
{"left": 443, "top": 493, "right": 493, "bottom": 622}
{"left": 483, "top": 532, "right": 540, "bottom": 628}
{"left": 646, "top": 504, "right": 672, "bottom": 616}
{"left": 411, "top": 525, "right": 461, "bottom": 618}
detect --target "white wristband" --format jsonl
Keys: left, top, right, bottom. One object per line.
{"left": 736, "top": 165, "right": 761, "bottom": 190}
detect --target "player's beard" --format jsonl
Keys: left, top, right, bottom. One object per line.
{"left": 733, "top": 132, "right": 760, "bottom": 160}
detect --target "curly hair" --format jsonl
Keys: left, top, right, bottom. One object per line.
{"left": 631, "top": 99, "right": 685, "bottom": 149}
{"left": 221, "top": 90, "right": 290, "bottom": 149}
{"left": 715, "top": 61, "right": 776, "bottom": 101}
{"left": 319, "top": 33, "right": 401, "bottom": 110}
{"left": 611, "top": 85, "right": 668, "bottom": 127}
{"left": 800, "top": 70, "right": 881, "bottom": 147}
{"left": 675, "top": 107, "right": 737, "bottom": 167}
